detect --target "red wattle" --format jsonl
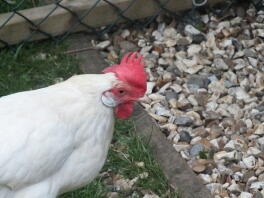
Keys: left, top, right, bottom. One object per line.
{"left": 115, "top": 102, "right": 133, "bottom": 119}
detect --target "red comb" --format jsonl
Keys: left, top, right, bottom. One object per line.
{"left": 120, "top": 52, "right": 144, "bottom": 66}
{"left": 102, "top": 52, "right": 147, "bottom": 98}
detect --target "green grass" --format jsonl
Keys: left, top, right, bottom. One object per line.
{"left": 0, "top": 41, "right": 80, "bottom": 96}
{"left": 0, "top": 40, "right": 178, "bottom": 198}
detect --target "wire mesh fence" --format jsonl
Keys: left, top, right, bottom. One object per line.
{"left": 0, "top": 0, "right": 263, "bottom": 51}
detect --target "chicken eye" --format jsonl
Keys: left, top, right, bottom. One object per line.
{"left": 118, "top": 89, "right": 126, "bottom": 95}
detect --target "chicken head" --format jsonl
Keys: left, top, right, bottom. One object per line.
{"left": 102, "top": 52, "right": 147, "bottom": 119}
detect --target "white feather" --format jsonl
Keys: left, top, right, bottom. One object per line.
{"left": 0, "top": 73, "right": 117, "bottom": 198}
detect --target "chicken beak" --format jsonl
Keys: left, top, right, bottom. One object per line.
{"left": 101, "top": 91, "right": 119, "bottom": 108}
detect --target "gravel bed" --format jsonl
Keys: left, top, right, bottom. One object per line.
{"left": 95, "top": 2, "right": 264, "bottom": 197}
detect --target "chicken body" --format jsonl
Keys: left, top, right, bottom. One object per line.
{"left": 0, "top": 73, "right": 117, "bottom": 198}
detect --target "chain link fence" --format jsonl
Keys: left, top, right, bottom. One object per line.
{"left": 0, "top": 0, "right": 263, "bottom": 51}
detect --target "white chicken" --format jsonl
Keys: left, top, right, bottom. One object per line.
{"left": 0, "top": 52, "right": 147, "bottom": 198}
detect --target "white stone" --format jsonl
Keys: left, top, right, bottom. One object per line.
{"left": 256, "top": 72, "right": 264, "bottom": 88}
{"left": 201, "top": 15, "right": 209, "bottom": 23}
{"left": 146, "top": 82, "right": 156, "bottom": 94}
{"left": 248, "top": 57, "right": 258, "bottom": 67}
{"left": 213, "top": 58, "right": 229, "bottom": 70}
{"left": 163, "top": 27, "right": 177, "bottom": 38}
{"left": 206, "top": 183, "right": 223, "bottom": 194}
{"left": 231, "top": 17, "right": 242, "bottom": 26}
{"left": 184, "top": 25, "right": 201, "bottom": 35}
{"left": 208, "top": 81, "right": 227, "bottom": 94}
{"left": 163, "top": 72, "right": 174, "bottom": 82}
{"left": 239, "top": 192, "right": 253, "bottom": 198}
{"left": 199, "top": 174, "right": 212, "bottom": 184}
{"left": 241, "top": 39, "right": 255, "bottom": 48}
{"left": 245, "top": 119, "right": 253, "bottom": 129}
{"left": 96, "top": 40, "right": 111, "bottom": 49}
{"left": 242, "top": 156, "right": 256, "bottom": 169}
{"left": 165, "top": 39, "right": 177, "bottom": 47}
{"left": 258, "top": 136, "right": 264, "bottom": 145}
{"left": 180, "top": 150, "right": 190, "bottom": 160}
{"left": 160, "top": 123, "right": 177, "bottom": 131}
{"left": 157, "top": 22, "right": 166, "bottom": 32}
{"left": 256, "top": 167, "right": 264, "bottom": 176}
{"left": 148, "top": 113, "right": 167, "bottom": 123}
{"left": 138, "top": 39, "right": 146, "bottom": 47}
{"left": 185, "top": 65, "right": 204, "bottom": 75}
{"left": 140, "top": 46, "right": 152, "bottom": 54}
{"left": 239, "top": 161, "right": 248, "bottom": 169}
{"left": 195, "top": 57, "right": 212, "bottom": 67}
{"left": 173, "top": 133, "right": 180, "bottom": 143}
{"left": 214, "top": 151, "right": 237, "bottom": 161}
{"left": 121, "top": 29, "right": 130, "bottom": 38}
{"left": 175, "top": 51, "right": 187, "bottom": 60}
{"left": 154, "top": 106, "right": 171, "bottom": 117}
{"left": 210, "top": 139, "right": 219, "bottom": 149}
{"left": 206, "top": 32, "right": 217, "bottom": 49}
{"left": 190, "top": 136, "right": 202, "bottom": 145}
{"left": 220, "top": 39, "right": 233, "bottom": 48}
{"left": 187, "top": 44, "right": 202, "bottom": 57}
{"left": 248, "top": 176, "right": 258, "bottom": 184}
{"left": 186, "top": 111, "right": 202, "bottom": 125}
{"left": 240, "top": 78, "right": 250, "bottom": 89}
{"left": 217, "top": 21, "right": 231, "bottom": 32}
{"left": 233, "top": 51, "right": 245, "bottom": 58}
{"left": 224, "top": 71, "right": 238, "bottom": 84}
{"left": 188, "top": 95, "right": 198, "bottom": 106}
{"left": 158, "top": 58, "right": 168, "bottom": 65}
{"left": 170, "top": 83, "right": 182, "bottom": 93}
{"left": 247, "top": 147, "right": 261, "bottom": 156}
{"left": 256, "top": 43, "right": 264, "bottom": 52}
{"left": 227, "top": 104, "right": 244, "bottom": 119}
{"left": 234, "top": 59, "right": 247, "bottom": 70}
{"left": 173, "top": 144, "right": 190, "bottom": 152}
{"left": 182, "top": 58, "right": 197, "bottom": 67}
{"left": 254, "top": 124, "right": 264, "bottom": 135}
{"left": 228, "top": 182, "right": 241, "bottom": 193}
{"left": 213, "top": 49, "right": 226, "bottom": 56}
{"left": 158, "top": 82, "right": 171, "bottom": 94}
{"left": 221, "top": 183, "right": 229, "bottom": 189}
{"left": 216, "top": 105, "right": 231, "bottom": 117}
{"left": 250, "top": 181, "right": 264, "bottom": 189}
{"left": 253, "top": 29, "right": 264, "bottom": 37}
{"left": 233, "top": 172, "right": 243, "bottom": 182}
{"left": 140, "top": 103, "right": 151, "bottom": 111}
{"left": 224, "top": 140, "right": 236, "bottom": 150}
{"left": 148, "top": 93, "right": 165, "bottom": 101}
{"left": 206, "top": 101, "right": 218, "bottom": 111}
{"left": 229, "top": 87, "right": 250, "bottom": 101}
{"left": 152, "top": 30, "right": 163, "bottom": 41}
{"left": 211, "top": 170, "right": 220, "bottom": 183}
{"left": 217, "top": 163, "right": 233, "bottom": 175}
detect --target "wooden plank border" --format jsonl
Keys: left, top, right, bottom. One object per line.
{"left": 0, "top": 0, "right": 223, "bottom": 48}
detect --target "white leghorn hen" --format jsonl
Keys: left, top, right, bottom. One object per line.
{"left": 0, "top": 52, "right": 147, "bottom": 198}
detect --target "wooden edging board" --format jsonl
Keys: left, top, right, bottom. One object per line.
{"left": 0, "top": 0, "right": 223, "bottom": 48}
